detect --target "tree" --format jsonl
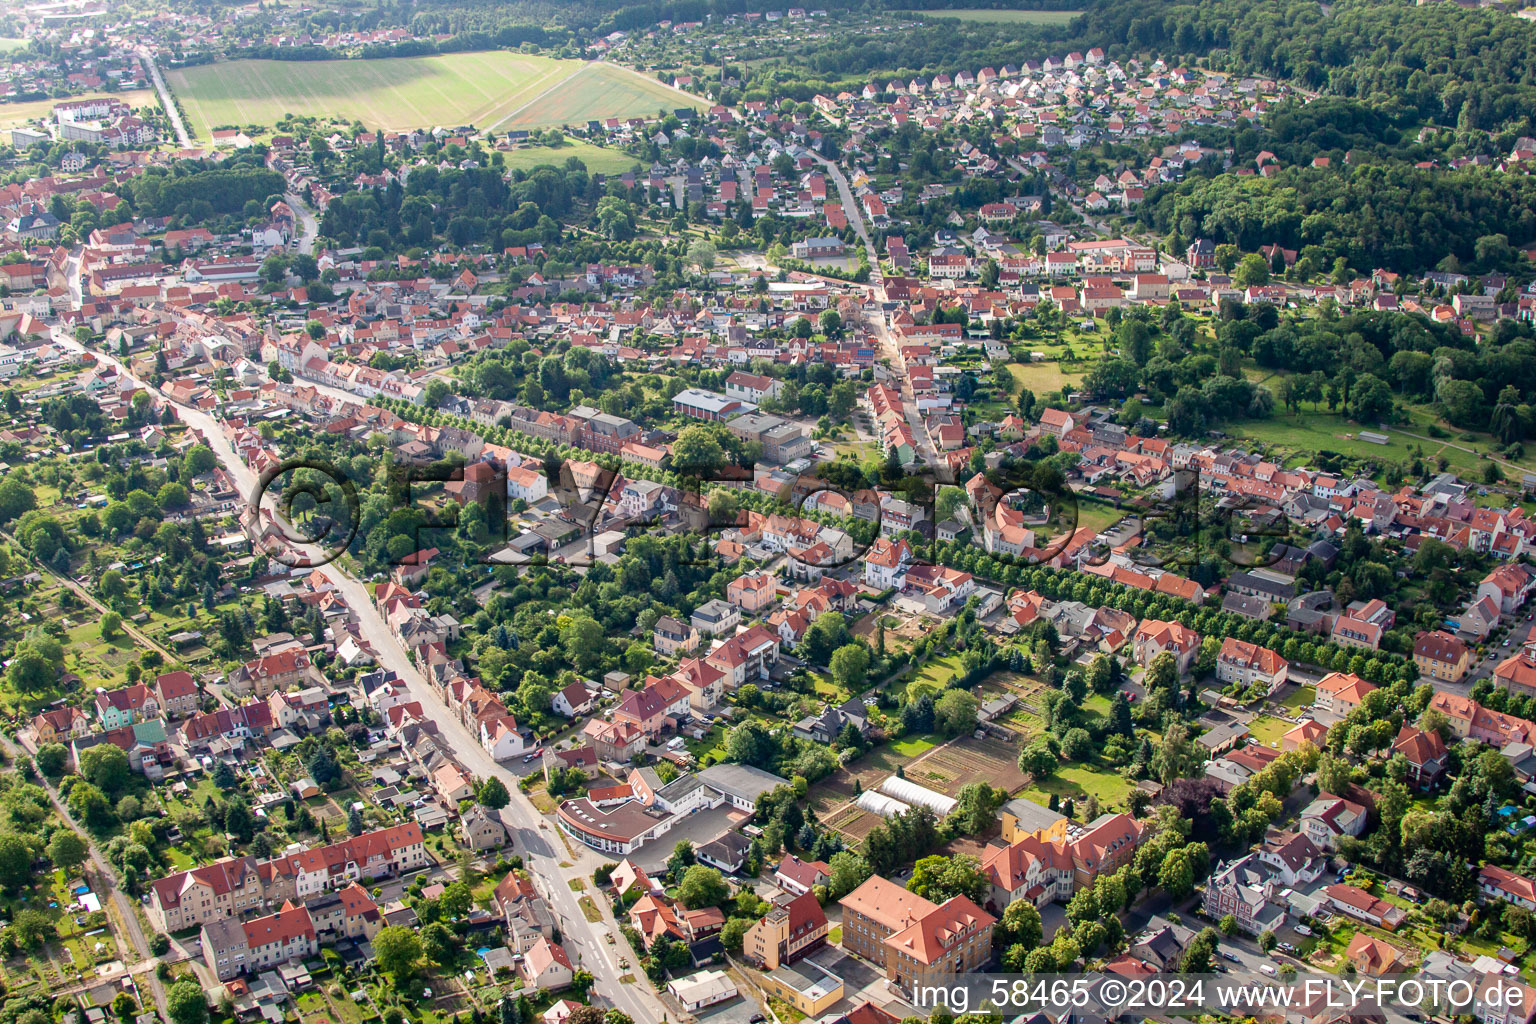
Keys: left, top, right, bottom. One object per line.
{"left": 1233, "top": 254, "right": 1271, "bottom": 288}
{"left": 1061, "top": 727, "right": 1094, "bottom": 761}
{"left": 421, "top": 921, "right": 458, "bottom": 966}
{"left": 166, "top": 980, "right": 209, "bottom": 1024}
{"left": 829, "top": 644, "right": 870, "bottom": 691}
{"left": 478, "top": 776, "right": 510, "bottom": 809}
{"left": 99, "top": 610, "right": 123, "bottom": 639}
{"left": 670, "top": 424, "right": 728, "bottom": 474}
{"left": 35, "top": 743, "right": 68, "bottom": 777}
{"left": 66, "top": 779, "right": 110, "bottom": 829}
{"left": 0, "top": 477, "right": 36, "bottom": 523}
{"left": 305, "top": 744, "right": 340, "bottom": 789}
{"left": 687, "top": 239, "right": 717, "bottom": 271}
{"left": 347, "top": 805, "right": 364, "bottom": 836}
{"left": 439, "top": 881, "right": 473, "bottom": 919}
{"left": 0, "top": 833, "right": 30, "bottom": 891}
{"left": 1348, "top": 373, "right": 1394, "bottom": 424}
{"left": 46, "top": 830, "right": 88, "bottom": 874}
{"left": 933, "top": 689, "right": 979, "bottom": 737}
{"left": 951, "top": 782, "right": 1005, "bottom": 834}
{"left": 182, "top": 444, "right": 217, "bottom": 479}
{"left": 906, "top": 853, "right": 988, "bottom": 904}
{"left": 935, "top": 486, "right": 968, "bottom": 525}
{"left": 677, "top": 864, "right": 729, "bottom": 909}
{"left": 997, "top": 899, "right": 1043, "bottom": 952}
{"left": 722, "top": 917, "right": 752, "bottom": 952}
{"left": 1018, "top": 738, "right": 1058, "bottom": 778}
{"left": 827, "top": 851, "right": 873, "bottom": 899}
{"left": 1158, "top": 846, "right": 1197, "bottom": 899}
{"left": 373, "top": 925, "right": 422, "bottom": 986}
{"left": 79, "top": 744, "right": 131, "bottom": 795}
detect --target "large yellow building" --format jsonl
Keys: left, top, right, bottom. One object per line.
{"left": 1000, "top": 796, "right": 1070, "bottom": 845}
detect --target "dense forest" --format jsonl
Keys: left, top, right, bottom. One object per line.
{"left": 117, "top": 155, "right": 285, "bottom": 221}
{"left": 1136, "top": 164, "right": 1536, "bottom": 275}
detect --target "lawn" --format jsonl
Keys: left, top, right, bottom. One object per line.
{"left": 1247, "top": 714, "right": 1293, "bottom": 748}
{"left": 889, "top": 734, "right": 937, "bottom": 757}
{"left": 1072, "top": 499, "right": 1127, "bottom": 537}
{"left": 896, "top": 7, "right": 1083, "bottom": 23}
{"left": 500, "top": 140, "right": 640, "bottom": 174}
{"left": 905, "top": 652, "right": 964, "bottom": 694}
{"left": 0, "top": 89, "right": 155, "bottom": 129}
{"left": 1280, "top": 684, "right": 1316, "bottom": 711}
{"left": 1018, "top": 761, "right": 1134, "bottom": 813}
{"left": 1007, "top": 361, "right": 1080, "bottom": 396}
{"left": 811, "top": 673, "right": 852, "bottom": 705}
{"left": 168, "top": 53, "right": 700, "bottom": 134}
{"left": 1230, "top": 400, "right": 1536, "bottom": 480}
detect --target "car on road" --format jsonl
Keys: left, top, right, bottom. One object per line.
{"left": 1221, "top": 952, "right": 1240, "bottom": 962}
{"left": 1260, "top": 965, "right": 1277, "bottom": 976}
{"left": 750, "top": 1016, "right": 767, "bottom": 1024}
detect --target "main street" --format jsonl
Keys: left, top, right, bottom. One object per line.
{"left": 805, "top": 151, "right": 944, "bottom": 472}
{"left": 136, "top": 46, "right": 191, "bottom": 149}
{"left": 47, "top": 318, "right": 671, "bottom": 1024}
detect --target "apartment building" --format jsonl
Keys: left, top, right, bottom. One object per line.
{"left": 839, "top": 875, "right": 995, "bottom": 994}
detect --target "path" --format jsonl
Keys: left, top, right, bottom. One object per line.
{"left": 0, "top": 732, "right": 168, "bottom": 1018}
{"left": 137, "top": 47, "right": 190, "bottom": 147}
{"left": 487, "top": 62, "right": 596, "bottom": 133}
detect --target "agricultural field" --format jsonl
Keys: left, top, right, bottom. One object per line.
{"left": 907, "top": 735, "right": 1029, "bottom": 796}
{"left": 895, "top": 8, "right": 1083, "bottom": 23}
{"left": 499, "top": 61, "right": 699, "bottom": 129}
{"left": 0, "top": 89, "right": 155, "bottom": 129}
{"left": 167, "top": 52, "right": 702, "bottom": 135}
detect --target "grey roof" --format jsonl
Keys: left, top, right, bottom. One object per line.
{"left": 698, "top": 762, "right": 787, "bottom": 803}
{"left": 1002, "top": 796, "right": 1067, "bottom": 835}
{"left": 1198, "top": 720, "right": 1250, "bottom": 750}
{"left": 696, "top": 831, "right": 753, "bottom": 868}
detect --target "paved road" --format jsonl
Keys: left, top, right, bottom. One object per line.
{"left": 0, "top": 733, "right": 168, "bottom": 1017}
{"left": 287, "top": 193, "right": 320, "bottom": 255}
{"left": 50, "top": 334, "right": 670, "bottom": 1024}
{"left": 137, "top": 47, "right": 190, "bottom": 148}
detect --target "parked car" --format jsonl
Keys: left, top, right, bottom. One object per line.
{"left": 1294, "top": 924, "right": 1312, "bottom": 936}
{"left": 1221, "top": 952, "right": 1240, "bottom": 963}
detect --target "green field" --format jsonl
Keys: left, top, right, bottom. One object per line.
{"left": 502, "top": 61, "right": 695, "bottom": 130}
{"left": 167, "top": 52, "right": 701, "bottom": 134}
{"left": 501, "top": 141, "right": 641, "bottom": 174}
{"left": 897, "top": 8, "right": 1083, "bottom": 23}
{"left": 1229, "top": 405, "right": 1536, "bottom": 480}
{"left": 1018, "top": 762, "right": 1134, "bottom": 812}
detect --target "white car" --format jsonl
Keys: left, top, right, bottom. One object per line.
{"left": 1260, "top": 965, "right": 1277, "bottom": 976}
